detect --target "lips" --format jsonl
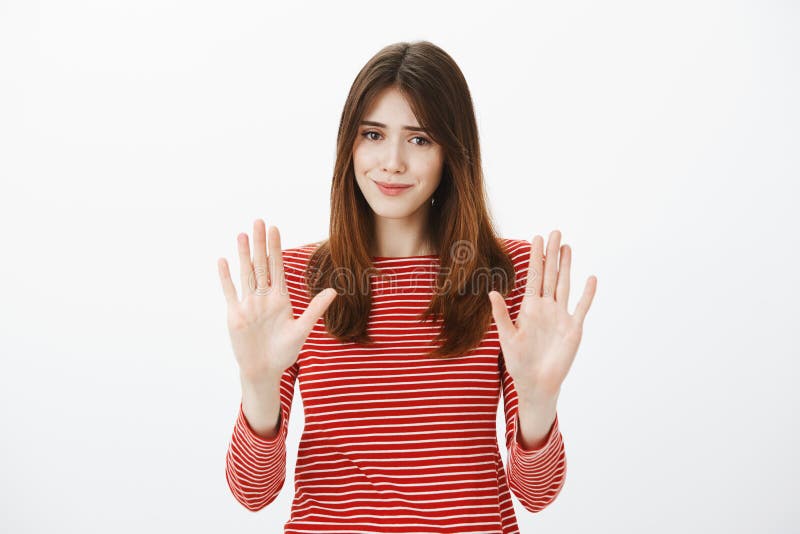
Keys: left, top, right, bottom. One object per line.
{"left": 374, "top": 180, "right": 412, "bottom": 189}
{"left": 373, "top": 179, "right": 413, "bottom": 197}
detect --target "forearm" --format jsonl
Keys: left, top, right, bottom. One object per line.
{"left": 239, "top": 371, "right": 283, "bottom": 439}
{"left": 516, "top": 392, "right": 559, "bottom": 450}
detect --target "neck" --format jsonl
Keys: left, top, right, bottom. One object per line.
{"left": 371, "top": 206, "right": 435, "bottom": 257}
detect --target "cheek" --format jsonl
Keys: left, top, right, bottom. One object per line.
{"left": 420, "top": 156, "right": 444, "bottom": 185}
{"left": 352, "top": 145, "right": 371, "bottom": 174}
{"left": 420, "top": 148, "right": 444, "bottom": 170}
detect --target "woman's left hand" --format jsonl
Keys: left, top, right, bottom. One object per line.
{"left": 489, "top": 230, "right": 597, "bottom": 402}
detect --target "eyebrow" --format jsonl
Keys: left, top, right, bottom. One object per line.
{"left": 359, "top": 120, "right": 428, "bottom": 133}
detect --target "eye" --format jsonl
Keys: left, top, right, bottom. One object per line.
{"left": 411, "top": 136, "right": 431, "bottom": 146}
{"left": 361, "top": 130, "right": 432, "bottom": 146}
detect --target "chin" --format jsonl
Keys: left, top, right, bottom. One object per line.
{"left": 370, "top": 206, "right": 415, "bottom": 219}
{"left": 367, "top": 199, "right": 425, "bottom": 219}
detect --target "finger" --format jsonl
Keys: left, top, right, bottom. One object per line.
{"left": 542, "top": 229, "right": 561, "bottom": 299}
{"left": 218, "top": 257, "right": 239, "bottom": 305}
{"left": 524, "top": 235, "right": 544, "bottom": 300}
{"left": 237, "top": 233, "right": 254, "bottom": 298}
{"left": 268, "top": 225, "right": 288, "bottom": 297}
{"left": 252, "top": 219, "right": 269, "bottom": 293}
{"left": 488, "top": 290, "right": 516, "bottom": 342}
{"left": 556, "top": 244, "right": 571, "bottom": 310}
{"left": 297, "top": 287, "right": 338, "bottom": 335}
{"left": 573, "top": 275, "right": 597, "bottom": 323}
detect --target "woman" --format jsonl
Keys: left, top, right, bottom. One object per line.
{"left": 218, "top": 40, "right": 597, "bottom": 533}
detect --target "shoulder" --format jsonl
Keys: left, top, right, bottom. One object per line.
{"left": 499, "top": 237, "right": 532, "bottom": 261}
{"left": 499, "top": 237, "right": 533, "bottom": 274}
{"left": 277, "top": 241, "right": 324, "bottom": 310}
{"left": 280, "top": 241, "right": 322, "bottom": 266}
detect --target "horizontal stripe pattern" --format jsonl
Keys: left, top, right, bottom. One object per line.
{"left": 225, "top": 238, "right": 566, "bottom": 532}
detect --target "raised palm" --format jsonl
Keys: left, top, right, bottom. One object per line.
{"left": 489, "top": 230, "right": 597, "bottom": 401}
{"left": 217, "top": 219, "right": 337, "bottom": 381}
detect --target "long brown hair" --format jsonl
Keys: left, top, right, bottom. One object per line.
{"left": 306, "top": 40, "right": 516, "bottom": 359}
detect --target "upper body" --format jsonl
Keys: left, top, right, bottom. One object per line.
{"left": 225, "top": 238, "right": 567, "bottom": 533}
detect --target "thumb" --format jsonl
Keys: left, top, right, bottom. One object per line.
{"left": 488, "top": 290, "right": 515, "bottom": 341}
{"left": 297, "top": 287, "right": 338, "bottom": 334}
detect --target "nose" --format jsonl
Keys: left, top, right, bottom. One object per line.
{"left": 381, "top": 141, "right": 405, "bottom": 174}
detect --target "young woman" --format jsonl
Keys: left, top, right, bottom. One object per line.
{"left": 218, "top": 40, "right": 597, "bottom": 533}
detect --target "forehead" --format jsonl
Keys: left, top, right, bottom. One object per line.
{"left": 362, "top": 86, "right": 420, "bottom": 128}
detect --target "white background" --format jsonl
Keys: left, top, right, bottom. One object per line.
{"left": 1, "top": 1, "right": 798, "bottom": 532}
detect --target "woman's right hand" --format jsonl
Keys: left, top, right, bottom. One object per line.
{"left": 217, "top": 219, "right": 337, "bottom": 383}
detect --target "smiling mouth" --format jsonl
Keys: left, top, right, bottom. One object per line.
{"left": 373, "top": 180, "right": 412, "bottom": 189}
{"left": 373, "top": 179, "right": 413, "bottom": 196}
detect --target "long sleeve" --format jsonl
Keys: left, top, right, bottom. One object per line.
{"left": 500, "top": 353, "right": 567, "bottom": 512}
{"left": 499, "top": 237, "right": 567, "bottom": 513}
{"left": 225, "top": 361, "right": 299, "bottom": 511}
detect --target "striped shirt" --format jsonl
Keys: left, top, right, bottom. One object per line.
{"left": 225, "top": 237, "right": 566, "bottom": 533}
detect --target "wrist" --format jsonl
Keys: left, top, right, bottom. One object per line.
{"left": 239, "top": 366, "right": 283, "bottom": 389}
{"left": 516, "top": 385, "right": 560, "bottom": 409}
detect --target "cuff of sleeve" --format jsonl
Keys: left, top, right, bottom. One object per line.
{"left": 511, "top": 411, "right": 562, "bottom": 462}
{"left": 235, "top": 400, "right": 289, "bottom": 453}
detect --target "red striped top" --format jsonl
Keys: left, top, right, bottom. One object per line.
{"left": 225, "top": 237, "right": 566, "bottom": 533}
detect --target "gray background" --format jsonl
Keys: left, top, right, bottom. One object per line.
{"left": 1, "top": 1, "right": 797, "bottom": 532}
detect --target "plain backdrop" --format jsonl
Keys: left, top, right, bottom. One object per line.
{"left": 1, "top": 1, "right": 798, "bottom": 532}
